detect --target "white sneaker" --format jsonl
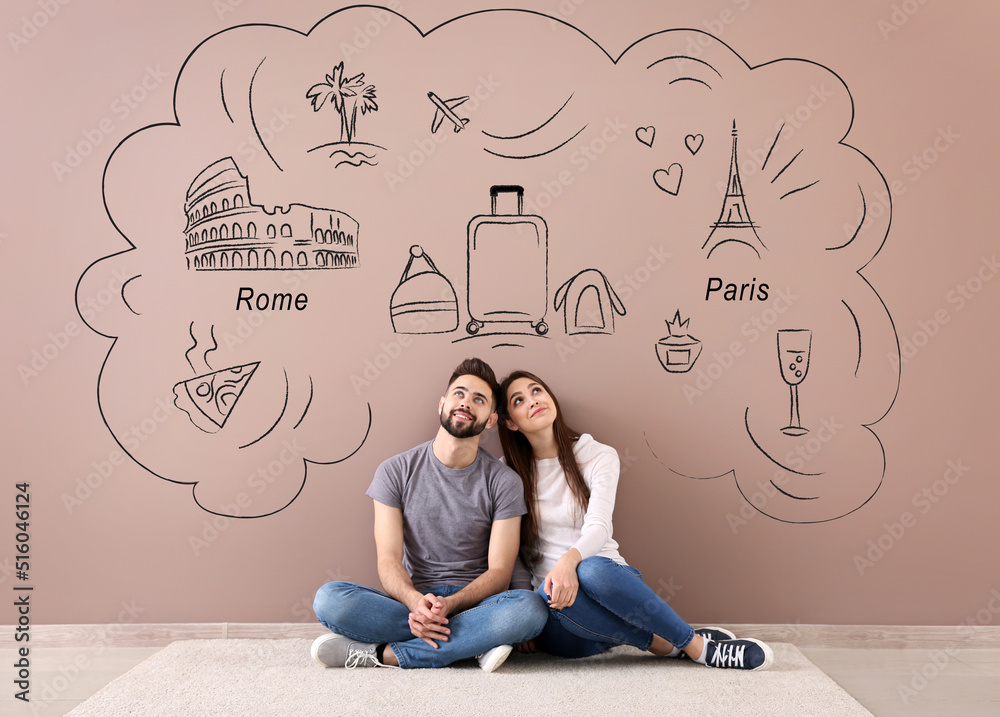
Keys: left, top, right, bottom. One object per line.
{"left": 476, "top": 644, "right": 513, "bottom": 673}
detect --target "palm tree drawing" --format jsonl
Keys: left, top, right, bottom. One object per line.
{"left": 307, "top": 62, "right": 379, "bottom": 144}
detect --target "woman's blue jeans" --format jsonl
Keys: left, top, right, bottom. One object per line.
{"left": 313, "top": 581, "right": 548, "bottom": 668}
{"left": 536, "top": 556, "right": 695, "bottom": 658}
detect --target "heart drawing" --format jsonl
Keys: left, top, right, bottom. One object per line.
{"left": 636, "top": 126, "right": 655, "bottom": 147}
{"left": 685, "top": 134, "right": 704, "bottom": 154}
{"left": 653, "top": 164, "right": 683, "bottom": 195}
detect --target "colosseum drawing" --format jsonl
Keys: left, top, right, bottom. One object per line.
{"left": 183, "top": 157, "right": 359, "bottom": 271}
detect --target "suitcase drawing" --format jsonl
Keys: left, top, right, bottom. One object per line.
{"left": 466, "top": 185, "right": 548, "bottom": 335}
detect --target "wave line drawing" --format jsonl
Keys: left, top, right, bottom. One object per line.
{"left": 827, "top": 184, "right": 867, "bottom": 251}
{"left": 250, "top": 58, "right": 282, "bottom": 172}
{"left": 293, "top": 376, "right": 313, "bottom": 430}
{"left": 779, "top": 180, "right": 820, "bottom": 200}
{"left": 771, "top": 148, "right": 803, "bottom": 184}
{"left": 484, "top": 124, "right": 588, "bottom": 159}
{"left": 220, "top": 69, "right": 233, "bottom": 123}
{"left": 483, "top": 94, "right": 575, "bottom": 140}
{"left": 647, "top": 55, "right": 723, "bottom": 79}
{"left": 239, "top": 368, "right": 289, "bottom": 449}
{"left": 202, "top": 325, "right": 218, "bottom": 369}
{"left": 761, "top": 123, "right": 783, "bottom": 171}
{"left": 184, "top": 322, "right": 199, "bottom": 374}
{"left": 121, "top": 274, "right": 141, "bottom": 316}
{"left": 744, "top": 407, "right": 823, "bottom": 479}
{"left": 843, "top": 300, "right": 862, "bottom": 377}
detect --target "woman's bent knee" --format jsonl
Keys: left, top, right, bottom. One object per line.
{"left": 575, "top": 556, "right": 616, "bottom": 585}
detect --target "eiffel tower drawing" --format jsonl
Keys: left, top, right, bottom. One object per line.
{"left": 703, "top": 121, "right": 767, "bottom": 258}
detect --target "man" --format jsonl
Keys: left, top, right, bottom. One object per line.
{"left": 312, "top": 357, "right": 548, "bottom": 671}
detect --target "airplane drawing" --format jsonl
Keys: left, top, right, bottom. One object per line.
{"left": 428, "top": 91, "right": 470, "bottom": 133}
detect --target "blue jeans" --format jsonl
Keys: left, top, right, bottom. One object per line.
{"left": 313, "top": 581, "right": 548, "bottom": 668}
{"left": 535, "top": 556, "right": 695, "bottom": 658}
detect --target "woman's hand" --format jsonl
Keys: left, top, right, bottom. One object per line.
{"left": 543, "top": 549, "right": 582, "bottom": 610}
{"left": 515, "top": 640, "right": 537, "bottom": 654}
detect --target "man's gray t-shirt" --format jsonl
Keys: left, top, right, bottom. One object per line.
{"left": 366, "top": 440, "right": 526, "bottom": 590}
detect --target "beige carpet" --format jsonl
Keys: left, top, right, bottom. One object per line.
{"left": 67, "top": 639, "right": 873, "bottom": 716}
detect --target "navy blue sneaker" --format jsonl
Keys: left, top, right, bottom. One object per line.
{"left": 695, "top": 626, "right": 736, "bottom": 642}
{"left": 703, "top": 637, "right": 774, "bottom": 671}
{"left": 676, "top": 627, "right": 736, "bottom": 659}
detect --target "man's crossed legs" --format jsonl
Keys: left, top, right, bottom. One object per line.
{"left": 312, "top": 581, "right": 547, "bottom": 670}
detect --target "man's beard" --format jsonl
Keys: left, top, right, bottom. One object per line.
{"left": 439, "top": 407, "right": 488, "bottom": 439}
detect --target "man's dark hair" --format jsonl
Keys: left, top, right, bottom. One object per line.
{"left": 447, "top": 357, "right": 499, "bottom": 411}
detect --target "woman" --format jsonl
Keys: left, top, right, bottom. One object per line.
{"left": 498, "top": 369, "right": 773, "bottom": 670}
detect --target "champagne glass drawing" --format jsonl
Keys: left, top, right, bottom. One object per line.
{"left": 777, "top": 329, "right": 811, "bottom": 437}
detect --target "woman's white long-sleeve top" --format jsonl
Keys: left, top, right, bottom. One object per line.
{"left": 529, "top": 434, "right": 627, "bottom": 587}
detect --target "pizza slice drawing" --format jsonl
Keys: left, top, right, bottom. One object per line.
{"left": 173, "top": 361, "right": 260, "bottom": 433}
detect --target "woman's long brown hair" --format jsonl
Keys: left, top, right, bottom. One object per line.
{"left": 498, "top": 370, "right": 590, "bottom": 570}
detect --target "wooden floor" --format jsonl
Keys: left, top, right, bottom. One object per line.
{"left": 2, "top": 645, "right": 998, "bottom": 715}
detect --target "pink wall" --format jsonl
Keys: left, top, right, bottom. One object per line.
{"left": 3, "top": 0, "right": 999, "bottom": 629}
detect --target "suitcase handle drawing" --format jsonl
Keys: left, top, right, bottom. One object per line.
{"left": 490, "top": 185, "right": 524, "bottom": 216}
